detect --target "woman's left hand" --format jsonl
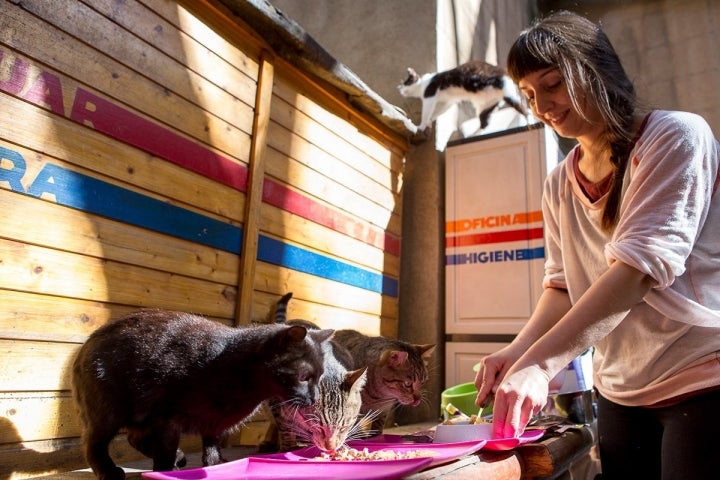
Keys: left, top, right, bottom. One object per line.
{"left": 491, "top": 365, "right": 549, "bottom": 438}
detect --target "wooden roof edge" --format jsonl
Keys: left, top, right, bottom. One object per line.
{"left": 217, "top": 0, "right": 418, "bottom": 139}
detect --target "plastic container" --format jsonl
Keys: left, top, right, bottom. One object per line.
{"left": 440, "top": 382, "right": 480, "bottom": 418}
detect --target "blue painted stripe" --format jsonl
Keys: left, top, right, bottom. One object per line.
{"left": 10, "top": 157, "right": 397, "bottom": 296}
{"left": 26, "top": 163, "right": 243, "bottom": 252}
{"left": 259, "top": 236, "right": 399, "bottom": 297}
{"left": 446, "top": 247, "right": 545, "bottom": 266}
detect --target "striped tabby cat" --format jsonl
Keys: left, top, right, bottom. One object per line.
{"left": 331, "top": 329, "right": 436, "bottom": 432}
{"left": 263, "top": 293, "right": 371, "bottom": 452}
{"left": 265, "top": 293, "right": 436, "bottom": 445}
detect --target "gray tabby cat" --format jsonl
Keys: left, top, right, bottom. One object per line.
{"left": 331, "top": 329, "right": 436, "bottom": 433}
{"left": 398, "top": 60, "right": 527, "bottom": 132}
{"left": 263, "top": 293, "right": 371, "bottom": 452}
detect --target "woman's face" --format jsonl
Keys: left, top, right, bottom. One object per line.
{"left": 518, "top": 67, "right": 602, "bottom": 141}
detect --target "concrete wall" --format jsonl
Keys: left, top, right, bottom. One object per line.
{"left": 540, "top": 0, "right": 720, "bottom": 134}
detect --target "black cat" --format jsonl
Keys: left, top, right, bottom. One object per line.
{"left": 72, "top": 308, "right": 333, "bottom": 479}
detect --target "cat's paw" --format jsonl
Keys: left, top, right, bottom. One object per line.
{"left": 410, "top": 125, "right": 431, "bottom": 142}
{"left": 174, "top": 448, "right": 187, "bottom": 468}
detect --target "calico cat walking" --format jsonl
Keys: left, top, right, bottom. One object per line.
{"left": 263, "top": 293, "right": 371, "bottom": 452}
{"left": 398, "top": 60, "right": 527, "bottom": 132}
{"left": 72, "top": 309, "right": 333, "bottom": 480}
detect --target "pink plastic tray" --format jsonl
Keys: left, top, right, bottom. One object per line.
{"left": 356, "top": 427, "right": 545, "bottom": 452}
{"left": 141, "top": 454, "right": 433, "bottom": 480}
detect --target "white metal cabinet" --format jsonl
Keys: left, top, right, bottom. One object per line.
{"left": 444, "top": 124, "right": 560, "bottom": 388}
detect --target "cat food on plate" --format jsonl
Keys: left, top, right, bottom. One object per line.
{"left": 442, "top": 413, "right": 491, "bottom": 425}
{"left": 314, "top": 446, "right": 437, "bottom": 461}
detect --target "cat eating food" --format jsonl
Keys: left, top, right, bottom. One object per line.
{"left": 398, "top": 60, "right": 527, "bottom": 132}
{"left": 264, "top": 292, "right": 436, "bottom": 451}
{"left": 72, "top": 308, "right": 333, "bottom": 480}
{"left": 263, "top": 293, "right": 371, "bottom": 453}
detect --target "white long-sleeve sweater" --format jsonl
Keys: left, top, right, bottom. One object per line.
{"left": 543, "top": 110, "right": 720, "bottom": 406}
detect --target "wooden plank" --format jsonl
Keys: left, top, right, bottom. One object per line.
{"left": 251, "top": 290, "right": 384, "bottom": 335}
{"left": 0, "top": 134, "right": 244, "bottom": 254}
{"left": 0, "top": 5, "right": 253, "bottom": 162}
{"left": 0, "top": 290, "right": 133, "bottom": 343}
{"left": 0, "top": 93, "right": 247, "bottom": 222}
{"left": 0, "top": 392, "right": 80, "bottom": 442}
{"left": 259, "top": 203, "right": 399, "bottom": 276}
{"left": 252, "top": 261, "right": 397, "bottom": 322}
{"left": 0, "top": 430, "right": 202, "bottom": 479}
{"left": 159, "top": 0, "right": 267, "bottom": 65}
{"left": 407, "top": 452, "right": 522, "bottom": 480}
{"left": 257, "top": 36, "right": 409, "bottom": 153}
{"left": 0, "top": 340, "right": 78, "bottom": 391}
{"left": 82, "top": 0, "right": 258, "bottom": 107}
{"left": 273, "top": 76, "right": 405, "bottom": 171}
{"left": 15, "top": 0, "right": 254, "bottom": 132}
{"left": 266, "top": 116, "right": 399, "bottom": 215}
{"left": 271, "top": 81, "right": 403, "bottom": 201}
{"left": 0, "top": 290, "right": 233, "bottom": 344}
{"left": 236, "top": 51, "right": 274, "bottom": 326}
{"left": 256, "top": 233, "right": 398, "bottom": 298}
{"left": 261, "top": 176, "right": 400, "bottom": 256}
{"left": 0, "top": 238, "right": 236, "bottom": 318}
{"left": 0, "top": 189, "right": 240, "bottom": 285}
{"left": 517, "top": 428, "right": 595, "bottom": 478}
{"left": 264, "top": 146, "right": 400, "bottom": 233}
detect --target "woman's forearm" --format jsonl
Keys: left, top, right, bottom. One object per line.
{"left": 510, "top": 286, "right": 572, "bottom": 353}
{"left": 517, "top": 261, "right": 655, "bottom": 379}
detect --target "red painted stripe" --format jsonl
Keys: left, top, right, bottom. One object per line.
{"left": 70, "top": 88, "right": 249, "bottom": 191}
{"left": 263, "top": 179, "right": 401, "bottom": 256}
{"left": 70, "top": 89, "right": 399, "bottom": 255}
{"left": 446, "top": 227, "right": 544, "bottom": 248}
{"left": 0, "top": 47, "right": 399, "bottom": 256}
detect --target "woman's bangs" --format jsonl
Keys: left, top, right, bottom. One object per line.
{"left": 507, "top": 29, "right": 556, "bottom": 81}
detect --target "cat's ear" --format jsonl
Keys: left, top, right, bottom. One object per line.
{"left": 284, "top": 325, "right": 308, "bottom": 342}
{"left": 403, "top": 67, "right": 419, "bottom": 85}
{"left": 311, "top": 328, "right": 335, "bottom": 344}
{"left": 416, "top": 344, "right": 437, "bottom": 364}
{"left": 344, "top": 367, "right": 368, "bottom": 391}
{"left": 379, "top": 350, "right": 409, "bottom": 367}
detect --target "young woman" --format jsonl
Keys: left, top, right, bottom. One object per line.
{"left": 473, "top": 10, "right": 720, "bottom": 479}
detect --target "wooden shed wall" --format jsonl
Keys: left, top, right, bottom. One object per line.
{"left": 0, "top": 0, "right": 408, "bottom": 477}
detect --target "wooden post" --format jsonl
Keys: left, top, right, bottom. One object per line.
{"left": 235, "top": 50, "right": 274, "bottom": 326}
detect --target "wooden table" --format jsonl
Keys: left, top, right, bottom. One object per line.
{"left": 34, "top": 423, "right": 597, "bottom": 479}
{"left": 406, "top": 425, "right": 597, "bottom": 479}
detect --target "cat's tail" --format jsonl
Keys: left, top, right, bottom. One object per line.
{"left": 269, "top": 292, "right": 293, "bottom": 323}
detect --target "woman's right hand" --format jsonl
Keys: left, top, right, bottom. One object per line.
{"left": 473, "top": 346, "right": 521, "bottom": 408}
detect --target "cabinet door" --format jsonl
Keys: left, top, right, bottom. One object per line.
{"left": 445, "top": 125, "right": 558, "bottom": 334}
{"left": 445, "top": 342, "right": 507, "bottom": 388}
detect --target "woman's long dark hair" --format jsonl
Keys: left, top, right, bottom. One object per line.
{"left": 507, "top": 11, "right": 637, "bottom": 232}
